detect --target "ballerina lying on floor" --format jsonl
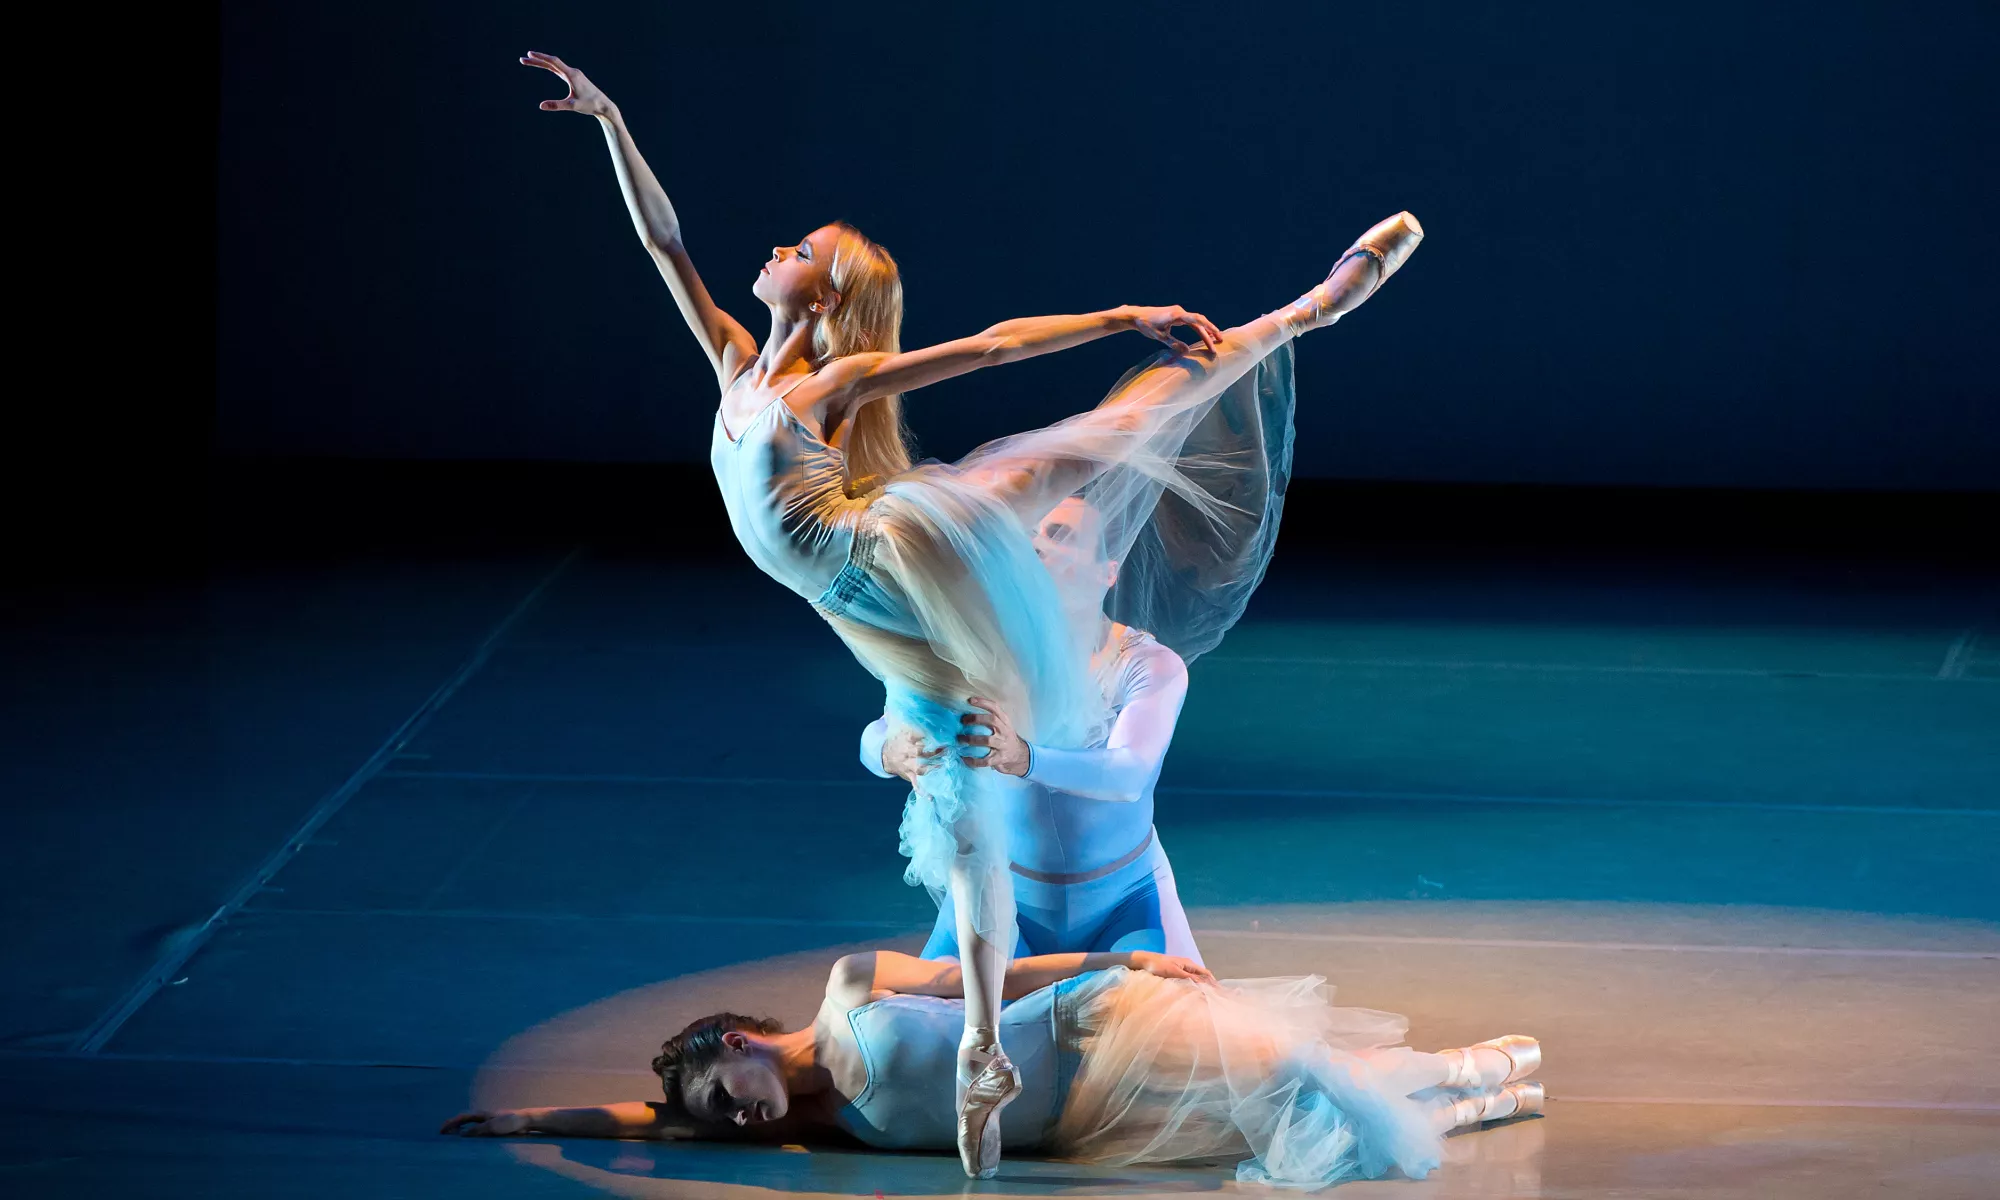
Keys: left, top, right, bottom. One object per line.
{"left": 442, "top": 948, "right": 1543, "bottom": 1190}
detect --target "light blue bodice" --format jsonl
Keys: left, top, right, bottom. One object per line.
{"left": 828, "top": 979, "right": 1083, "bottom": 1151}
{"left": 709, "top": 400, "right": 869, "bottom": 605}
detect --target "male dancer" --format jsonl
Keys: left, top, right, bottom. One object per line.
{"left": 861, "top": 495, "right": 1203, "bottom": 963}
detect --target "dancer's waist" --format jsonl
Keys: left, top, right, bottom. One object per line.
{"left": 1011, "top": 827, "right": 1156, "bottom": 886}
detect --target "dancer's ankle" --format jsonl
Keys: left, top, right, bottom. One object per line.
{"left": 960, "top": 1026, "right": 1001, "bottom": 1055}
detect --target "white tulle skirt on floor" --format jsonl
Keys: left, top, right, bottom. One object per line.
{"left": 1050, "top": 968, "right": 1446, "bottom": 1190}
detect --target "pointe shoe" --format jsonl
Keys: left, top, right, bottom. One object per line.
{"left": 956, "top": 1041, "right": 1023, "bottom": 1179}
{"left": 1279, "top": 211, "right": 1425, "bottom": 333}
{"left": 1448, "top": 1080, "right": 1545, "bottom": 1129}
{"left": 1437, "top": 1035, "right": 1541, "bottom": 1090}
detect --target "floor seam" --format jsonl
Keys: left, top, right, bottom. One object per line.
{"left": 372, "top": 771, "right": 2000, "bottom": 818}
{"left": 1938, "top": 625, "right": 1983, "bottom": 680}
{"left": 1194, "top": 929, "right": 2000, "bottom": 959}
{"left": 64, "top": 547, "right": 586, "bottom": 1056}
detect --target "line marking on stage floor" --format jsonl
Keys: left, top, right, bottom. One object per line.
{"left": 1165, "top": 784, "right": 2000, "bottom": 818}
{"left": 374, "top": 770, "right": 2000, "bottom": 819}
{"left": 66, "top": 547, "right": 587, "bottom": 1058}
{"left": 1938, "top": 625, "right": 1983, "bottom": 680}
{"left": 488, "top": 639, "right": 2000, "bottom": 684}
{"left": 1211, "top": 654, "right": 2000, "bottom": 683}
{"left": 222, "top": 907, "right": 1999, "bottom": 960}
{"left": 1195, "top": 929, "right": 2000, "bottom": 960}
{"left": 241, "top": 906, "right": 919, "bottom": 930}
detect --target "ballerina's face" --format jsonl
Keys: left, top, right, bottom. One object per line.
{"left": 753, "top": 225, "right": 841, "bottom": 314}
{"left": 683, "top": 1031, "right": 790, "bottom": 1127}
{"left": 1036, "top": 496, "right": 1119, "bottom": 599}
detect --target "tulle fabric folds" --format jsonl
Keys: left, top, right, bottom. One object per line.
{"left": 1051, "top": 968, "right": 1446, "bottom": 1189}
{"left": 818, "top": 334, "right": 1297, "bottom": 946}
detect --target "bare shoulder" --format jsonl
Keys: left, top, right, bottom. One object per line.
{"left": 824, "top": 952, "right": 878, "bottom": 1010}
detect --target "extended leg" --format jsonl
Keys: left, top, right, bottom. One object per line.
{"left": 946, "top": 790, "right": 1024, "bottom": 1179}
{"left": 964, "top": 211, "right": 1423, "bottom": 527}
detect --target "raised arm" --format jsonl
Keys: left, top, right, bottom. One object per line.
{"left": 824, "top": 306, "right": 1224, "bottom": 409}
{"left": 522, "top": 52, "right": 756, "bottom": 386}
{"left": 826, "top": 947, "right": 1212, "bottom": 1008}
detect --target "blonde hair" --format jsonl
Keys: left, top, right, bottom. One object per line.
{"left": 812, "top": 222, "right": 911, "bottom": 493}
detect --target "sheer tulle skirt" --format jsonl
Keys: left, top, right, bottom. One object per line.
{"left": 1050, "top": 968, "right": 1446, "bottom": 1189}
{"left": 817, "top": 334, "right": 1298, "bottom": 947}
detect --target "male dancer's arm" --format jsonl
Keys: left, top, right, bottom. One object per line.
{"left": 1011, "top": 639, "right": 1189, "bottom": 803}
{"left": 859, "top": 716, "right": 894, "bottom": 779}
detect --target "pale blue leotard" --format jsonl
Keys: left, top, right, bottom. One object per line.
{"left": 822, "top": 968, "right": 1451, "bottom": 1190}
{"left": 826, "top": 977, "right": 1090, "bottom": 1151}
{"left": 709, "top": 386, "right": 878, "bottom": 622}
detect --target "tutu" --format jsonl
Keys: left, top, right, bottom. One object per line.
{"left": 814, "top": 339, "right": 1298, "bottom": 946}
{"left": 1051, "top": 968, "right": 1446, "bottom": 1189}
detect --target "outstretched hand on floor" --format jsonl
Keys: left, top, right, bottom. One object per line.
{"left": 441, "top": 1109, "right": 531, "bottom": 1137}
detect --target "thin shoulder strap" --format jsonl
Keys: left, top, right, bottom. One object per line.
{"left": 774, "top": 366, "right": 822, "bottom": 400}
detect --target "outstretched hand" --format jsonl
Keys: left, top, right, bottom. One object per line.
{"left": 1125, "top": 306, "right": 1222, "bottom": 354}
{"left": 441, "top": 1109, "right": 532, "bottom": 1137}
{"left": 519, "top": 51, "right": 616, "bottom": 118}
{"left": 1131, "top": 952, "right": 1218, "bottom": 986}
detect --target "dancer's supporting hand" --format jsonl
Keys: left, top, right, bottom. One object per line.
{"left": 883, "top": 727, "right": 946, "bottom": 783}
{"left": 520, "top": 50, "right": 617, "bottom": 118}
{"left": 960, "top": 698, "right": 1031, "bottom": 776}
{"left": 1122, "top": 305, "right": 1223, "bottom": 354}
{"left": 1130, "top": 952, "right": 1217, "bottom": 986}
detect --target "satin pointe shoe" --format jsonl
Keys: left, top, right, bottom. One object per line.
{"left": 1278, "top": 211, "right": 1425, "bottom": 334}
{"left": 1437, "top": 1035, "right": 1541, "bottom": 1090}
{"left": 956, "top": 1039, "right": 1023, "bottom": 1179}
{"left": 1448, "top": 1080, "right": 1546, "bottom": 1129}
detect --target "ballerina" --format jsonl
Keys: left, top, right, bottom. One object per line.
{"left": 861, "top": 493, "right": 1204, "bottom": 964}
{"left": 521, "top": 49, "right": 1422, "bottom": 1178}
{"left": 443, "top": 946, "right": 1543, "bottom": 1191}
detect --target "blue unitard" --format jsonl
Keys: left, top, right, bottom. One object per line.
{"left": 862, "top": 626, "right": 1202, "bottom": 964}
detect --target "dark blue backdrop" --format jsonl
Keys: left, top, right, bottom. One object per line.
{"left": 218, "top": 1, "right": 1999, "bottom": 488}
